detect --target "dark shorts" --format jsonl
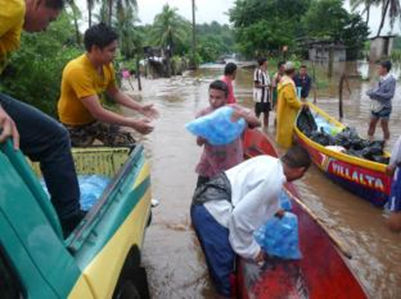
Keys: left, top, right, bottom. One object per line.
{"left": 64, "top": 121, "right": 135, "bottom": 147}
{"left": 254, "top": 102, "right": 271, "bottom": 117}
{"left": 190, "top": 204, "right": 236, "bottom": 296}
{"left": 371, "top": 106, "right": 392, "bottom": 120}
{"left": 389, "top": 167, "right": 401, "bottom": 212}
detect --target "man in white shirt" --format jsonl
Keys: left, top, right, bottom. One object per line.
{"left": 191, "top": 145, "right": 311, "bottom": 297}
{"left": 253, "top": 57, "right": 271, "bottom": 128}
{"left": 386, "top": 135, "right": 401, "bottom": 232}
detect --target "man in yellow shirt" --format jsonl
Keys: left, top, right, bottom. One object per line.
{"left": 276, "top": 62, "right": 306, "bottom": 148}
{"left": 0, "top": 0, "right": 85, "bottom": 238}
{"left": 58, "top": 23, "right": 158, "bottom": 147}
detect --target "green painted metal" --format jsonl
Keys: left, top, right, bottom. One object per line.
{"left": 0, "top": 141, "right": 151, "bottom": 298}
{"left": 1, "top": 140, "right": 63, "bottom": 238}
{"left": 0, "top": 147, "right": 81, "bottom": 298}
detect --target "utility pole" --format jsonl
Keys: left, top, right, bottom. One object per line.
{"left": 191, "top": 0, "right": 197, "bottom": 69}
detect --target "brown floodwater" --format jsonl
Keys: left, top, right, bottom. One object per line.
{"left": 123, "top": 61, "right": 401, "bottom": 298}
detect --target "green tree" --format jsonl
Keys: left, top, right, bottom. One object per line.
{"left": 150, "top": 4, "right": 190, "bottom": 57}
{"left": 0, "top": 13, "right": 81, "bottom": 117}
{"left": 229, "top": 0, "right": 311, "bottom": 57}
{"left": 302, "top": 0, "right": 369, "bottom": 60}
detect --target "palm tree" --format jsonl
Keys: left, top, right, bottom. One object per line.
{"left": 87, "top": 0, "right": 99, "bottom": 27}
{"left": 191, "top": 0, "right": 197, "bottom": 69}
{"left": 104, "top": 0, "right": 137, "bottom": 26}
{"left": 151, "top": 4, "right": 190, "bottom": 58}
{"left": 350, "top": 0, "right": 380, "bottom": 25}
{"left": 352, "top": 0, "right": 401, "bottom": 37}
{"left": 66, "top": 0, "right": 82, "bottom": 45}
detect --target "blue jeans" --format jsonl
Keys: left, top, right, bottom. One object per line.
{"left": 191, "top": 204, "right": 235, "bottom": 297}
{"left": 0, "top": 93, "right": 81, "bottom": 220}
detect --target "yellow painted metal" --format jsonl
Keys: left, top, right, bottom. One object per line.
{"left": 294, "top": 103, "right": 389, "bottom": 173}
{"left": 73, "top": 189, "right": 151, "bottom": 299}
{"left": 30, "top": 147, "right": 130, "bottom": 177}
{"left": 68, "top": 275, "right": 95, "bottom": 299}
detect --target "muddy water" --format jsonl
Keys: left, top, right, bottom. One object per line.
{"left": 124, "top": 61, "right": 401, "bottom": 298}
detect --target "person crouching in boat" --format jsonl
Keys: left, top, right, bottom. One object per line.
{"left": 191, "top": 145, "right": 311, "bottom": 297}
{"left": 386, "top": 135, "right": 401, "bottom": 232}
{"left": 195, "top": 80, "right": 260, "bottom": 188}
{"left": 276, "top": 62, "right": 307, "bottom": 148}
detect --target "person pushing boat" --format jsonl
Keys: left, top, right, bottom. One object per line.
{"left": 190, "top": 145, "right": 311, "bottom": 297}
{"left": 276, "top": 61, "right": 307, "bottom": 148}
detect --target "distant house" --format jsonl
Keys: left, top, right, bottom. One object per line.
{"left": 369, "top": 35, "right": 396, "bottom": 62}
{"left": 308, "top": 41, "right": 346, "bottom": 62}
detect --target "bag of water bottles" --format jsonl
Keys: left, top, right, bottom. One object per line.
{"left": 41, "top": 175, "right": 111, "bottom": 211}
{"left": 185, "top": 106, "right": 246, "bottom": 145}
{"left": 254, "top": 212, "right": 302, "bottom": 260}
{"left": 279, "top": 189, "right": 292, "bottom": 211}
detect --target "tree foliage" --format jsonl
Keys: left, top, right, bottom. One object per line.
{"left": 230, "top": 0, "right": 369, "bottom": 60}
{"left": 0, "top": 13, "right": 81, "bottom": 117}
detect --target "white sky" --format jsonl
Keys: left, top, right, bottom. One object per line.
{"left": 75, "top": 0, "right": 400, "bottom": 36}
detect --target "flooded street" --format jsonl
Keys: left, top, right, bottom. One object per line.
{"left": 124, "top": 61, "right": 401, "bottom": 298}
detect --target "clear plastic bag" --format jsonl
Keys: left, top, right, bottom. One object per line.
{"left": 186, "top": 106, "right": 246, "bottom": 145}
{"left": 254, "top": 212, "right": 302, "bottom": 260}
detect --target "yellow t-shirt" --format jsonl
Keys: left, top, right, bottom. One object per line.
{"left": 58, "top": 54, "right": 117, "bottom": 126}
{"left": 0, "top": 0, "right": 25, "bottom": 74}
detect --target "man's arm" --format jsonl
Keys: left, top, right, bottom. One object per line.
{"left": 369, "top": 78, "right": 396, "bottom": 102}
{"left": 107, "top": 86, "right": 158, "bottom": 119}
{"left": 231, "top": 105, "right": 261, "bottom": 128}
{"left": 228, "top": 178, "right": 280, "bottom": 260}
{"left": 80, "top": 95, "right": 153, "bottom": 135}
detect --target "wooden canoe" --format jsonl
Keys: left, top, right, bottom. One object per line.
{"left": 294, "top": 103, "right": 391, "bottom": 207}
{"left": 236, "top": 128, "right": 367, "bottom": 299}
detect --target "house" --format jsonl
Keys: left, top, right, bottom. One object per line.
{"left": 369, "top": 35, "right": 396, "bottom": 62}
{"left": 308, "top": 41, "right": 346, "bottom": 62}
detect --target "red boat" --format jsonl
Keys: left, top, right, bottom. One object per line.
{"left": 236, "top": 129, "right": 367, "bottom": 299}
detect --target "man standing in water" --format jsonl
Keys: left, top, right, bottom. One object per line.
{"left": 253, "top": 57, "right": 271, "bottom": 128}
{"left": 221, "top": 62, "right": 237, "bottom": 104}
{"left": 0, "top": 0, "right": 85, "bottom": 237}
{"left": 191, "top": 145, "right": 311, "bottom": 297}
{"left": 276, "top": 62, "right": 305, "bottom": 148}
{"left": 367, "top": 61, "right": 396, "bottom": 144}
{"left": 58, "top": 23, "right": 158, "bottom": 147}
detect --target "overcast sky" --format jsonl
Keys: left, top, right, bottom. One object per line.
{"left": 75, "top": 0, "right": 400, "bottom": 36}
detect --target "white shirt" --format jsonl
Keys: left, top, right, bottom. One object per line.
{"left": 390, "top": 135, "right": 401, "bottom": 168}
{"left": 203, "top": 155, "right": 285, "bottom": 260}
{"left": 253, "top": 68, "right": 271, "bottom": 103}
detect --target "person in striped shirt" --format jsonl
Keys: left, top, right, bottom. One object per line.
{"left": 253, "top": 57, "right": 271, "bottom": 128}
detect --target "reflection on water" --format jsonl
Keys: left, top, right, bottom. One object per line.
{"left": 124, "top": 61, "right": 401, "bottom": 298}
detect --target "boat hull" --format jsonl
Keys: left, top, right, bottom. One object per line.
{"left": 294, "top": 103, "right": 391, "bottom": 206}
{"left": 237, "top": 129, "right": 367, "bottom": 299}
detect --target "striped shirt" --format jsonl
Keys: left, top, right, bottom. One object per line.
{"left": 253, "top": 68, "right": 270, "bottom": 103}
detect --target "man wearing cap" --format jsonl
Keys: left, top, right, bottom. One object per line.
{"left": 276, "top": 61, "right": 305, "bottom": 148}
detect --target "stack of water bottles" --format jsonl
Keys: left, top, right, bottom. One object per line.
{"left": 254, "top": 190, "right": 302, "bottom": 260}
{"left": 185, "top": 106, "right": 246, "bottom": 145}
